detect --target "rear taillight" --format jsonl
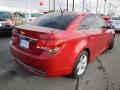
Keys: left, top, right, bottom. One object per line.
{"left": 40, "top": 46, "right": 60, "bottom": 54}
{"left": 12, "top": 28, "right": 18, "bottom": 42}
{"left": 37, "top": 39, "right": 64, "bottom": 54}
{"left": 37, "top": 40, "right": 46, "bottom": 48}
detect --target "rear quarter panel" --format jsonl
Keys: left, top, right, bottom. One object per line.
{"left": 62, "top": 31, "right": 92, "bottom": 70}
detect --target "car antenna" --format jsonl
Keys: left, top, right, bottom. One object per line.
{"left": 57, "top": 1, "right": 64, "bottom": 15}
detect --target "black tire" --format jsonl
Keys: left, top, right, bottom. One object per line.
{"left": 108, "top": 37, "right": 114, "bottom": 50}
{"left": 72, "top": 50, "right": 88, "bottom": 79}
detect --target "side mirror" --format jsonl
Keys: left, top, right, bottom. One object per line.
{"left": 101, "top": 25, "right": 110, "bottom": 29}
{"left": 101, "top": 24, "right": 115, "bottom": 29}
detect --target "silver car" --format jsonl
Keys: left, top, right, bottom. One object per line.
{"left": 111, "top": 17, "right": 120, "bottom": 31}
{"left": 22, "top": 12, "right": 44, "bottom": 24}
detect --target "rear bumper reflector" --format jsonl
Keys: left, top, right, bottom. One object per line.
{"left": 14, "top": 57, "right": 47, "bottom": 76}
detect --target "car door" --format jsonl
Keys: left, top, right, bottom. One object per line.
{"left": 83, "top": 15, "right": 104, "bottom": 59}
{"left": 96, "top": 15, "right": 113, "bottom": 49}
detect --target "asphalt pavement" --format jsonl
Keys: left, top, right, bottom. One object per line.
{"left": 0, "top": 34, "right": 120, "bottom": 90}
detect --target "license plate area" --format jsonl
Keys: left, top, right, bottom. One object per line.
{"left": 20, "top": 37, "right": 29, "bottom": 49}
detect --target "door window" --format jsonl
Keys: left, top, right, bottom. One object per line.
{"left": 85, "top": 15, "right": 107, "bottom": 29}
{"left": 95, "top": 15, "right": 108, "bottom": 29}
{"left": 85, "top": 15, "right": 99, "bottom": 29}
{"left": 78, "top": 19, "right": 88, "bottom": 31}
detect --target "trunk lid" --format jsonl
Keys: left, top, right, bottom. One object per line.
{"left": 12, "top": 24, "right": 62, "bottom": 54}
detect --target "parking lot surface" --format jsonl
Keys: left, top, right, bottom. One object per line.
{"left": 0, "top": 34, "right": 120, "bottom": 90}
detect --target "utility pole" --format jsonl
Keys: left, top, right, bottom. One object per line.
{"left": 96, "top": 0, "right": 98, "bottom": 13}
{"left": 86, "top": 2, "right": 90, "bottom": 12}
{"left": 83, "top": 0, "right": 85, "bottom": 12}
{"left": 25, "top": 0, "right": 28, "bottom": 12}
{"left": 72, "top": 0, "right": 74, "bottom": 11}
{"left": 89, "top": 0, "right": 91, "bottom": 12}
{"left": 53, "top": 0, "right": 55, "bottom": 11}
{"left": 114, "top": 6, "right": 117, "bottom": 16}
{"left": 112, "top": 5, "right": 115, "bottom": 14}
{"left": 108, "top": 3, "right": 111, "bottom": 15}
{"left": 98, "top": 6, "right": 101, "bottom": 13}
{"left": 103, "top": 0, "right": 107, "bottom": 14}
{"left": 67, "top": 0, "right": 69, "bottom": 11}
{"left": 49, "top": 0, "right": 50, "bottom": 11}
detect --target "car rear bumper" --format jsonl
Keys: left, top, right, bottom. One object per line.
{"left": 10, "top": 41, "right": 73, "bottom": 77}
{"left": 14, "top": 57, "right": 47, "bottom": 76}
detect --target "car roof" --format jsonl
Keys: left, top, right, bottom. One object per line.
{"left": 48, "top": 11, "right": 78, "bottom": 15}
{"left": 46, "top": 11, "right": 94, "bottom": 17}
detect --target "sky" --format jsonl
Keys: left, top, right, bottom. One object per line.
{"left": 0, "top": 0, "right": 120, "bottom": 15}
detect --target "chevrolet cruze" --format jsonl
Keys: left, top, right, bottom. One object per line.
{"left": 10, "top": 12, "right": 115, "bottom": 78}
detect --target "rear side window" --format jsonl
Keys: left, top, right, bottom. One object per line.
{"left": 85, "top": 15, "right": 99, "bottom": 29}
{"left": 95, "top": 15, "right": 107, "bottom": 28}
{"left": 31, "top": 13, "right": 78, "bottom": 30}
{"left": 112, "top": 17, "right": 120, "bottom": 20}
{"left": 85, "top": 15, "right": 107, "bottom": 29}
{"left": 78, "top": 19, "right": 88, "bottom": 30}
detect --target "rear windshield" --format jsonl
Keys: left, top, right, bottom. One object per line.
{"left": 112, "top": 17, "right": 120, "bottom": 20}
{"left": 0, "top": 12, "right": 12, "bottom": 19}
{"left": 31, "top": 13, "right": 42, "bottom": 17}
{"left": 31, "top": 12, "right": 78, "bottom": 30}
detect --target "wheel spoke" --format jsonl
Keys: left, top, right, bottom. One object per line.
{"left": 77, "top": 67, "right": 82, "bottom": 75}
{"left": 77, "top": 54, "right": 88, "bottom": 75}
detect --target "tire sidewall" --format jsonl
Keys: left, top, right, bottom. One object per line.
{"left": 108, "top": 37, "right": 114, "bottom": 50}
{"left": 72, "top": 50, "right": 88, "bottom": 78}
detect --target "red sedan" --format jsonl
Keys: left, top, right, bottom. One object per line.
{"left": 10, "top": 12, "right": 115, "bottom": 78}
